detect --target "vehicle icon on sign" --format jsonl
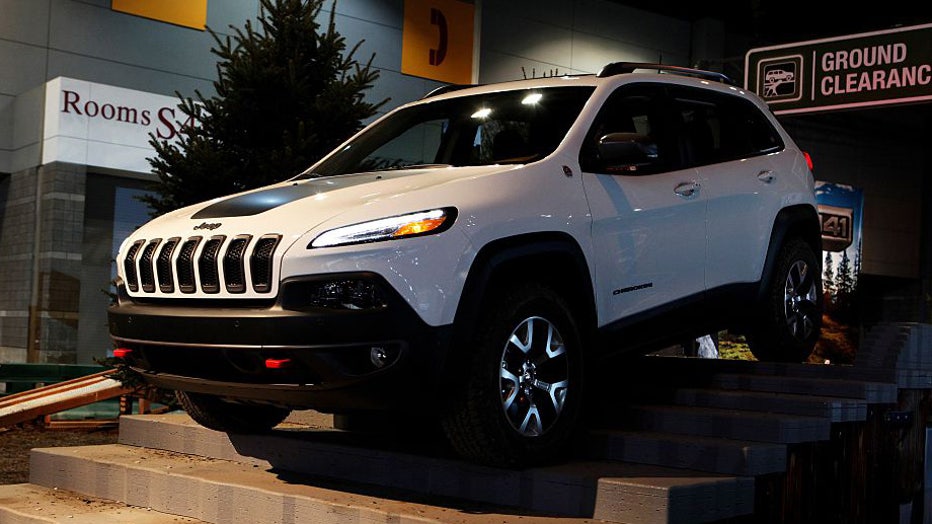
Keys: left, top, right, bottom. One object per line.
{"left": 766, "top": 69, "right": 794, "bottom": 83}
{"left": 757, "top": 57, "right": 802, "bottom": 102}
{"left": 764, "top": 69, "right": 795, "bottom": 96}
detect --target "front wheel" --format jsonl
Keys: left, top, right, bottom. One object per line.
{"left": 748, "top": 238, "right": 822, "bottom": 362}
{"left": 176, "top": 391, "right": 291, "bottom": 433}
{"left": 442, "top": 283, "right": 584, "bottom": 467}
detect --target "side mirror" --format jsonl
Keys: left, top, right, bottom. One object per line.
{"left": 597, "top": 133, "right": 659, "bottom": 173}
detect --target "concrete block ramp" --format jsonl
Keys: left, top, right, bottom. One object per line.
{"left": 14, "top": 413, "right": 754, "bottom": 524}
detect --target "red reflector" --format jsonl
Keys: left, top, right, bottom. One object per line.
{"left": 265, "top": 358, "right": 292, "bottom": 369}
{"left": 803, "top": 151, "right": 814, "bottom": 171}
{"left": 113, "top": 348, "right": 132, "bottom": 358}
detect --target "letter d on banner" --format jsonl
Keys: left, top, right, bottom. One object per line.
{"left": 402, "top": 0, "right": 475, "bottom": 84}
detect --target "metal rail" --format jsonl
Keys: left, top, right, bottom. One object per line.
{"left": 597, "top": 62, "right": 737, "bottom": 85}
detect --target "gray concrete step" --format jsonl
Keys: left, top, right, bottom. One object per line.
{"left": 0, "top": 483, "right": 201, "bottom": 523}
{"left": 111, "top": 415, "right": 753, "bottom": 522}
{"left": 29, "top": 441, "right": 754, "bottom": 524}
{"left": 589, "top": 430, "right": 786, "bottom": 476}
{"left": 712, "top": 373, "right": 898, "bottom": 403}
{"left": 674, "top": 388, "right": 867, "bottom": 422}
{"left": 630, "top": 405, "right": 831, "bottom": 443}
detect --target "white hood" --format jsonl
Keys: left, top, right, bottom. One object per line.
{"left": 117, "top": 164, "right": 512, "bottom": 300}
{"left": 133, "top": 165, "right": 506, "bottom": 241}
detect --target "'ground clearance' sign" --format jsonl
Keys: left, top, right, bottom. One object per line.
{"left": 745, "top": 23, "right": 932, "bottom": 115}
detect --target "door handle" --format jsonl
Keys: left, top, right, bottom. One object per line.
{"left": 674, "top": 181, "right": 699, "bottom": 198}
{"left": 757, "top": 170, "right": 775, "bottom": 184}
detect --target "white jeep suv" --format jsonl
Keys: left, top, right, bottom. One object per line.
{"left": 109, "top": 63, "right": 821, "bottom": 466}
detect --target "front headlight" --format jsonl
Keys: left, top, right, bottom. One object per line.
{"left": 309, "top": 208, "right": 456, "bottom": 248}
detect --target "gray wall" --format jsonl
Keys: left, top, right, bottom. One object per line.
{"left": 480, "top": 0, "right": 692, "bottom": 82}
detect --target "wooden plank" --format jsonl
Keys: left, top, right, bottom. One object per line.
{"left": 0, "top": 374, "right": 132, "bottom": 428}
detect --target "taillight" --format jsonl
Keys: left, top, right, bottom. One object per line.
{"left": 803, "top": 151, "right": 814, "bottom": 171}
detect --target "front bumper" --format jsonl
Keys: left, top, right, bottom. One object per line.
{"left": 108, "top": 273, "right": 452, "bottom": 411}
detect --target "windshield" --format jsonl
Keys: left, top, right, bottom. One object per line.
{"left": 300, "top": 86, "right": 595, "bottom": 178}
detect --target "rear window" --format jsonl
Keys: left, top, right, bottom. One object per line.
{"left": 671, "top": 86, "right": 784, "bottom": 167}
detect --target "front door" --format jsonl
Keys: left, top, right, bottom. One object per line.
{"left": 579, "top": 83, "right": 707, "bottom": 328}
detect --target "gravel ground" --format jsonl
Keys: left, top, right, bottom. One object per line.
{"left": 0, "top": 425, "right": 118, "bottom": 484}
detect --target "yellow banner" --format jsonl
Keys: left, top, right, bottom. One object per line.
{"left": 402, "top": 0, "right": 474, "bottom": 84}
{"left": 112, "top": 0, "right": 207, "bottom": 30}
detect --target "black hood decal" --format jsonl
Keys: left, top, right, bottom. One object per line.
{"left": 190, "top": 184, "right": 324, "bottom": 219}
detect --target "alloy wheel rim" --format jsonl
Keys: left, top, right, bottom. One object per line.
{"left": 499, "top": 316, "right": 569, "bottom": 437}
{"left": 784, "top": 260, "right": 818, "bottom": 341}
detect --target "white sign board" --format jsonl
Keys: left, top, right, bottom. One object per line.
{"left": 42, "top": 77, "right": 190, "bottom": 173}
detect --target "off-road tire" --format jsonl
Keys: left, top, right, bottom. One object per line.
{"left": 176, "top": 390, "right": 291, "bottom": 433}
{"left": 442, "top": 282, "right": 583, "bottom": 467}
{"left": 748, "top": 238, "right": 822, "bottom": 362}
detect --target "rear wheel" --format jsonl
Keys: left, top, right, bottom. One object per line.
{"left": 748, "top": 238, "right": 822, "bottom": 362}
{"left": 176, "top": 391, "right": 291, "bottom": 433}
{"left": 442, "top": 283, "right": 583, "bottom": 467}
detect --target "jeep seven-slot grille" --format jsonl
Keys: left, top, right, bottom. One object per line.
{"left": 250, "top": 236, "right": 281, "bottom": 293}
{"left": 156, "top": 238, "right": 180, "bottom": 293}
{"left": 123, "top": 240, "right": 144, "bottom": 292}
{"left": 176, "top": 237, "right": 201, "bottom": 293}
{"left": 198, "top": 236, "right": 225, "bottom": 294}
{"left": 138, "top": 239, "right": 161, "bottom": 293}
{"left": 223, "top": 235, "right": 252, "bottom": 293}
{"left": 124, "top": 233, "right": 281, "bottom": 295}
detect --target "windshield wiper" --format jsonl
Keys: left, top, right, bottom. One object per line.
{"left": 370, "top": 163, "right": 452, "bottom": 172}
{"left": 292, "top": 171, "right": 323, "bottom": 181}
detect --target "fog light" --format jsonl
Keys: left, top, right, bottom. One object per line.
{"left": 370, "top": 347, "right": 389, "bottom": 368}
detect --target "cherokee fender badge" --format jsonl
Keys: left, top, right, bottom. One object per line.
{"left": 193, "top": 222, "right": 222, "bottom": 231}
{"left": 613, "top": 282, "right": 653, "bottom": 295}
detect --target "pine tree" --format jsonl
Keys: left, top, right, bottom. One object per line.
{"left": 143, "top": 0, "right": 385, "bottom": 215}
{"left": 837, "top": 249, "right": 854, "bottom": 296}
{"left": 823, "top": 251, "right": 835, "bottom": 298}
{"left": 853, "top": 239, "right": 861, "bottom": 290}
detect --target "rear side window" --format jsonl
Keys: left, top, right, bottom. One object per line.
{"left": 671, "top": 86, "right": 784, "bottom": 168}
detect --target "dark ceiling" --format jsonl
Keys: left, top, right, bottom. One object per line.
{"left": 609, "top": 2, "right": 932, "bottom": 124}
{"left": 615, "top": 1, "right": 932, "bottom": 44}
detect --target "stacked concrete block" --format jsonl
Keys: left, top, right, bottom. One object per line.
{"left": 858, "top": 323, "right": 932, "bottom": 388}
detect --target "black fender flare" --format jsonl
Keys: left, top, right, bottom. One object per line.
{"left": 444, "top": 232, "right": 597, "bottom": 380}
{"left": 756, "top": 204, "right": 822, "bottom": 303}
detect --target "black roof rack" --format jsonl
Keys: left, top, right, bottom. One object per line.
{"left": 597, "top": 62, "right": 736, "bottom": 85}
{"left": 421, "top": 84, "right": 478, "bottom": 99}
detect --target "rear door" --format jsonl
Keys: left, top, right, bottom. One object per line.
{"left": 666, "top": 86, "right": 787, "bottom": 290}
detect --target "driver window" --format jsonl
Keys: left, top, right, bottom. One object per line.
{"left": 580, "top": 84, "right": 673, "bottom": 175}
{"left": 473, "top": 120, "right": 535, "bottom": 165}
